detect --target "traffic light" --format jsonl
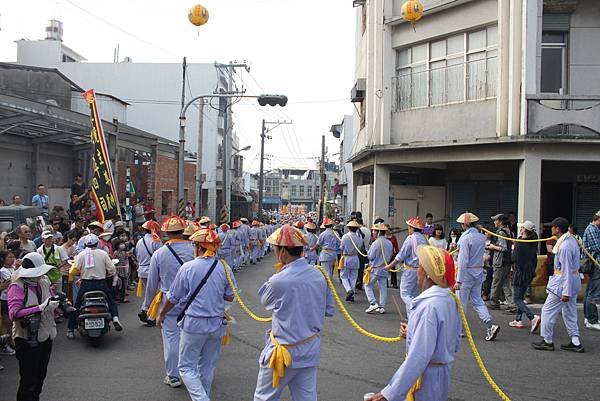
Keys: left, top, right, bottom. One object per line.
{"left": 257, "top": 94, "right": 288, "bottom": 107}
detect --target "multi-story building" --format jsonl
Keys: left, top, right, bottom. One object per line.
{"left": 350, "top": 0, "right": 600, "bottom": 233}
{"left": 12, "top": 20, "right": 246, "bottom": 221}
{"left": 331, "top": 115, "right": 355, "bottom": 218}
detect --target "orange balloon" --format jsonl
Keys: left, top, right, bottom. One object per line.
{"left": 188, "top": 4, "right": 209, "bottom": 26}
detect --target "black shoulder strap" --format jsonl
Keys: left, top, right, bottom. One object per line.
{"left": 177, "top": 259, "right": 219, "bottom": 323}
{"left": 165, "top": 243, "right": 185, "bottom": 266}
{"left": 142, "top": 237, "right": 153, "bottom": 256}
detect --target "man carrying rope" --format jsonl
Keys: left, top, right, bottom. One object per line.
{"left": 365, "top": 224, "right": 394, "bottom": 314}
{"left": 339, "top": 220, "right": 364, "bottom": 302}
{"left": 253, "top": 224, "right": 335, "bottom": 401}
{"left": 366, "top": 245, "right": 461, "bottom": 401}
{"left": 532, "top": 217, "right": 584, "bottom": 353}
{"left": 317, "top": 217, "right": 340, "bottom": 277}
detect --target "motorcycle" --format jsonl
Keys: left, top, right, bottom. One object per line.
{"left": 76, "top": 290, "right": 112, "bottom": 345}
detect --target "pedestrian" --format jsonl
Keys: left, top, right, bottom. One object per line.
{"left": 70, "top": 173, "right": 87, "bottom": 198}
{"left": 509, "top": 221, "right": 541, "bottom": 331}
{"left": 317, "top": 217, "right": 341, "bottom": 277}
{"left": 356, "top": 218, "right": 371, "bottom": 291}
{"left": 31, "top": 184, "right": 49, "bottom": 218}
{"left": 384, "top": 217, "right": 428, "bottom": 315}
{"left": 488, "top": 213, "right": 515, "bottom": 311}
{"left": 136, "top": 220, "right": 162, "bottom": 326}
{"left": 303, "top": 222, "right": 318, "bottom": 265}
{"left": 217, "top": 223, "right": 236, "bottom": 269}
{"left": 253, "top": 225, "right": 335, "bottom": 401}
{"left": 508, "top": 211, "right": 518, "bottom": 238}
{"left": 157, "top": 227, "right": 234, "bottom": 401}
{"left": 364, "top": 223, "right": 394, "bottom": 314}
{"left": 0, "top": 199, "right": 5, "bottom": 206}
{"left": 16, "top": 224, "right": 37, "bottom": 254}
{"left": 66, "top": 234, "right": 122, "bottom": 339}
{"left": 11, "top": 195, "right": 23, "bottom": 206}
{"left": 68, "top": 193, "right": 85, "bottom": 221}
{"left": 36, "top": 231, "right": 68, "bottom": 293}
{"left": 422, "top": 213, "right": 434, "bottom": 237}
{"left": 7, "top": 252, "right": 58, "bottom": 401}
{"left": 145, "top": 216, "right": 195, "bottom": 388}
{"left": 482, "top": 231, "right": 493, "bottom": 301}
{"left": 183, "top": 222, "right": 199, "bottom": 241}
{"left": 144, "top": 197, "right": 156, "bottom": 221}
{"left": 231, "top": 220, "right": 243, "bottom": 269}
{"left": 582, "top": 211, "right": 600, "bottom": 331}
{"left": 366, "top": 245, "right": 460, "bottom": 401}
{"left": 134, "top": 198, "right": 146, "bottom": 229}
{"left": 238, "top": 218, "right": 251, "bottom": 266}
{"left": 533, "top": 217, "right": 584, "bottom": 352}
{"left": 428, "top": 224, "right": 447, "bottom": 250}
{"left": 454, "top": 212, "right": 500, "bottom": 341}
{"left": 339, "top": 220, "right": 364, "bottom": 302}
{"left": 0, "top": 250, "right": 17, "bottom": 355}
{"left": 248, "top": 220, "right": 261, "bottom": 264}
{"left": 113, "top": 233, "right": 133, "bottom": 303}
{"left": 385, "top": 224, "right": 400, "bottom": 289}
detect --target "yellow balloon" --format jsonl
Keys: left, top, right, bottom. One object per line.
{"left": 188, "top": 4, "right": 209, "bottom": 26}
{"left": 401, "top": 0, "right": 424, "bottom": 23}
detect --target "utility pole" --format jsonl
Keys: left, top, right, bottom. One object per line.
{"left": 177, "top": 57, "right": 187, "bottom": 218}
{"left": 258, "top": 119, "right": 292, "bottom": 220}
{"left": 195, "top": 99, "right": 204, "bottom": 219}
{"left": 319, "top": 134, "right": 326, "bottom": 226}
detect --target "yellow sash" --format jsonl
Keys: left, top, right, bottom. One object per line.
{"left": 363, "top": 265, "right": 372, "bottom": 285}
{"left": 406, "top": 376, "right": 422, "bottom": 401}
{"left": 136, "top": 279, "right": 144, "bottom": 298}
{"left": 268, "top": 331, "right": 292, "bottom": 388}
{"left": 338, "top": 256, "right": 345, "bottom": 272}
{"left": 222, "top": 312, "right": 233, "bottom": 346}
{"left": 147, "top": 291, "right": 162, "bottom": 320}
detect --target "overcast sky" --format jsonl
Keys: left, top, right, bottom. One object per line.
{"left": 0, "top": 0, "right": 355, "bottom": 173}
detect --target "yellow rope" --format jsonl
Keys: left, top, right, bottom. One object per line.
{"left": 222, "top": 259, "right": 273, "bottom": 323}
{"left": 577, "top": 238, "right": 600, "bottom": 268}
{"left": 315, "top": 264, "right": 403, "bottom": 343}
{"left": 348, "top": 234, "right": 368, "bottom": 257}
{"left": 481, "top": 227, "right": 555, "bottom": 243}
{"left": 450, "top": 292, "right": 511, "bottom": 401}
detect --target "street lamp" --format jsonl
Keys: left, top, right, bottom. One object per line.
{"left": 232, "top": 145, "right": 251, "bottom": 157}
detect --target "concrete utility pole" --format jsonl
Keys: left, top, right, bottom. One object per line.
{"left": 318, "top": 134, "right": 326, "bottom": 226}
{"left": 195, "top": 99, "right": 204, "bottom": 219}
{"left": 258, "top": 119, "right": 292, "bottom": 220}
{"left": 177, "top": 57, "right": 187, "bottom": 217}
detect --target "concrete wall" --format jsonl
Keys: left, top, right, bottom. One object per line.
{"left": 391, "top": 99, "right": 497, "bottom": 144}
{"left": 16, "top": 40, "right": 63, "bottom": 66}
{"left": 355, "top": 184, "right": 373, "bottom": 227}
{"left": 71, "top": 92, "right": 128, "bottom": 124}
{"left": 569, "top": 0, "right": 600, "bottom": 95}
{"left": 389, "top": 184, "right": 446, "bottom": 241}
{"left": 0, "top": 65, "right": 73, "bottom": 108}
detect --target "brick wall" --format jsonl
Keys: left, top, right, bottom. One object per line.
{"left": 152, "top": 154, "right": 196, "bottom": 218}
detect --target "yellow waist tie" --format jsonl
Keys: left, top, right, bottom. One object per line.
{"left": 404, "top": 265, "right": 418, "bottom": 271}
{"left": 553, "top": 269, "right": 578, "bottom": 276}
{"left": 267, "top": 331, "right": 318, "bottom": 388}
{"left": 136, "top": 279, "right": 144, "bottom": 298}
{"left": 338, "top": 256, "right": 345, "bottom": 272}
{"left": 147, "top": 291, "right": 163, "bottom": 320}
{"left": 362, "top": 265, "right": 372, "bottom": 285}
{"left": 406, "top": 376, "right": 422, "bottom": 401}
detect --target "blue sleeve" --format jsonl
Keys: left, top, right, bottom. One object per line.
{"left": 258, "top": 279, "right": 277, "bottom": 311}
{"left": 395, "top": 240, "right": 410, "bottom": 263}
{"left": 224, "top": 264, "right": 236, "bottom": 298}
{"left": 143, "top": 253, "right": 160, "bottom": 308}
{"left": 167, "top": 267, "right": 187, "bottom": 304}
{"left": 457, "top": 238, "right": 469, "bottom": 283}
{"left": 325, "top": 285, "right": 335, "bottom": 317}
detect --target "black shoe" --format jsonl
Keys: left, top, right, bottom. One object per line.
{"left": 560, "top": 341, "right": 584, "bottom": 353}
{"left": 488, "top": 303, "right": 501, "bottom": 310}
{"left": 113, "top": 320, "right": 123, "bottom": 332}
{"left": 146, "top": 320, "right": 156, "bottom": 327}
{"left": 504, "top": 307, "right": 517, "bottom": 315}
{"left": 345, "top": 290, "right": 355, "bottom": 302}
{"left": 138, "top": 310, "right": 148, "bottom": 323}
{"left": 532, "top": 340, "right": 555, "bottom": 351}
{"left": 355, "top": 285, "right": 363, "bottom": 292}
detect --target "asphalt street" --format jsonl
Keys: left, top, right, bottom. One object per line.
{"left": 1, "top": 252, "right": 599, "bottom": 401}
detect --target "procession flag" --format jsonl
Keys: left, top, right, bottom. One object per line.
{"left": 83, "top": 89, "right": 121, "bottom": 222}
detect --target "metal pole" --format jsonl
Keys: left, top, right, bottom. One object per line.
{"left": 319, "top": 135, "right": 326, "bottom": 226}
{"left": 195, "top": 99, "right": 204, "bottom": 219}
{"left": 258, "top": 119, "right": 266, "bottom": 220}
{"left": 221, "top": 103, "right": 228, "bottom": 223}
{"left": 177, "top": 57, "right": 187, "bottom": 217}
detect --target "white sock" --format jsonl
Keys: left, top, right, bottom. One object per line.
{"left": 571, "top": 336, "right": 581, "bottom": 346}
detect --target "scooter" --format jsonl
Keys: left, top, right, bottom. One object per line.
{"left": 76, "top": 290, "right": 112, "bottom": 346}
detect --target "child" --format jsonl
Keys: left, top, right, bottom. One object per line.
{"left": 113, "top": 236, "right": 131, "bottom": 303}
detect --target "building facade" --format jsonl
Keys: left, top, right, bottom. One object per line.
{"left": 351, "top": 0, "right": 600, "bottom": 233}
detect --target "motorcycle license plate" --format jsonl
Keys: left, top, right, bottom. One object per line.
{"left": 84, "top": 318, "right": 105, "bottom": 330}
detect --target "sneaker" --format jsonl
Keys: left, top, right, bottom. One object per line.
{"left": 509, "top": 320, "right": 525, "bottom": 328}
{"left": 345, "top": 290, "right": 355, "bottom": 302}
{"left": 146, "top": 320, "right": 156, "bottom": 327}
{"left": 378, "top": 307, "right": 385, "bottom": 314}
{"left": 0, "top": 345, "right": 15, "bottom": 356}
{"left": 560, "top": 341, "right": 584, "bottom": 353}
{"left": 530, "top": 315, "right": 541, "bottom": 334}
{"left": 66, "top": 330, "right": 75, "bottom": 339}
{"left": 485, "top": 324, "right": 500, "bottom": 341}
{"left": 365, "top": 304, "right": 380, "bottom": 314}
{"left": 585, "top": 320, "right": 600, "bottom": 331}
{"left": 113, "top": 318, "right": 123, "bottom": 332}
{"left": 138, "top": 310, "right": 148, "bottom": 323}
{"left": 532, "top": 339, "right": 554, "bottom": 351}
{"left": 488, "top": 303, "right": 501, "bottom": 310}
{"left": 163, "top": 376, "right": 182, "bottom": 388}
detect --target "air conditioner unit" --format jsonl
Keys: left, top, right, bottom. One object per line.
{"left": 351, "top": 78, "right": 366, "bottom": 103}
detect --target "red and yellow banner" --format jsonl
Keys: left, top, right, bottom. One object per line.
{"left": 84, "top": 89, "right": 120, "bottom": 222}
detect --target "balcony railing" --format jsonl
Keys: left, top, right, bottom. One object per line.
{"left": 393, "top": 57, "right": 497, "bottom": 112}
{"left": 528, "top": 94, "right": 600, "bottom": 137}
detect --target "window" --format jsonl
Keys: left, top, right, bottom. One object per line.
{"left": 541, "top": 32, "right": 567, "bottom": 94}
{"left": 299, "top": 185, "right": 305, "bottom": 197}
{"left": 394, "top": 26, "right": 497, "bottom": 111}
{"left": 307, "top": 186, "right": 312, "bottom": 197}
{"left": 291, "top": 185, "right": 297, "bottom": 197}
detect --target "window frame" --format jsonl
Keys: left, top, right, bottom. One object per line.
{"left": 540, "top": 31, "right": 568, "bottom": 95}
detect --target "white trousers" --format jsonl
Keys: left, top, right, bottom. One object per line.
{"left": 320, "top": 260, "right": 335, "bottom": 277}
{"left": 162, "top": 310, "right": 181, "bottom": 378}
{"left": 340, "top": 268, "right": 359, "bottom": 293}
{"left": 253, "top": 365, "right": 317, "bottom": 401}
{"left": 457, "top": 277, "right": 492, "bottom": 325}
{"left": 365, "top": 275, "right": 388, "bottom": 308}
{"left": 179, "top": 327, "right": 224, "bottom": 401}
{"left": 541, "top": 292, "right": 580, "bottom": 343}
{"left": 400, "top": 269, "right": 419, "bottom": 314}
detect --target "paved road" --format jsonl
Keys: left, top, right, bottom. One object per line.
{"left": 1, "top": 253, "right": 599, "bottom": 401}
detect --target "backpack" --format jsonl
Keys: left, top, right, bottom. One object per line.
{"left": 499, "top": 227, "right": 514, "bottom": 264}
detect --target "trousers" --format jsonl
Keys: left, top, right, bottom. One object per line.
{"left": 583, "top": 277, "right": 600, "bottom": 324}
{"left": 340, "top": 268, "right": 359, "bottom": 293}
{"left": 541, "top": 292, "right": 580, "bottom": 343}
{"left": 365, "top": 275, "right": 387, "bottom": 308}
{"left": 15, "top": 338, "right": 53, "bottom": 401}
{"left": 253, "top": 365, "right": 317, "bottom": 401}
{"left": 68, "top": 279, "right": 119, "bottom": 330}
{"left": 458, "top": 276, "right": 492, "bottom": 324}
{"left": 179, "top": 327, "right": 224, "bottom": 401}
{"left": 400, "top": 269, "right": 419, "bottom": 315}
{"left": 491, "top": 264, "right": 514, "bottom": 307}
{"left": 162, "top": 310, "right": 181, "bottom": 378}
{"left": 319, "top": 260, "right": 335, "bottom": 278}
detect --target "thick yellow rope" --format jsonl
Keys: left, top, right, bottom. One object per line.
{"left": 222, "top": 259, "right": 272, "bottom": 322}
{"left": 348, "top": 234, "right": 368, "bottom": 257}
{"left": 450, "top": 292, "right": 511, "bottom": 401}
{"left": 577, "top": 238, "right": 600, "bottom": 267}
{"left": 480, "top": 227, "right": 555, "bottom": 243}
{"left": 315, "top": 264, "right": 403, "bottom": 343}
